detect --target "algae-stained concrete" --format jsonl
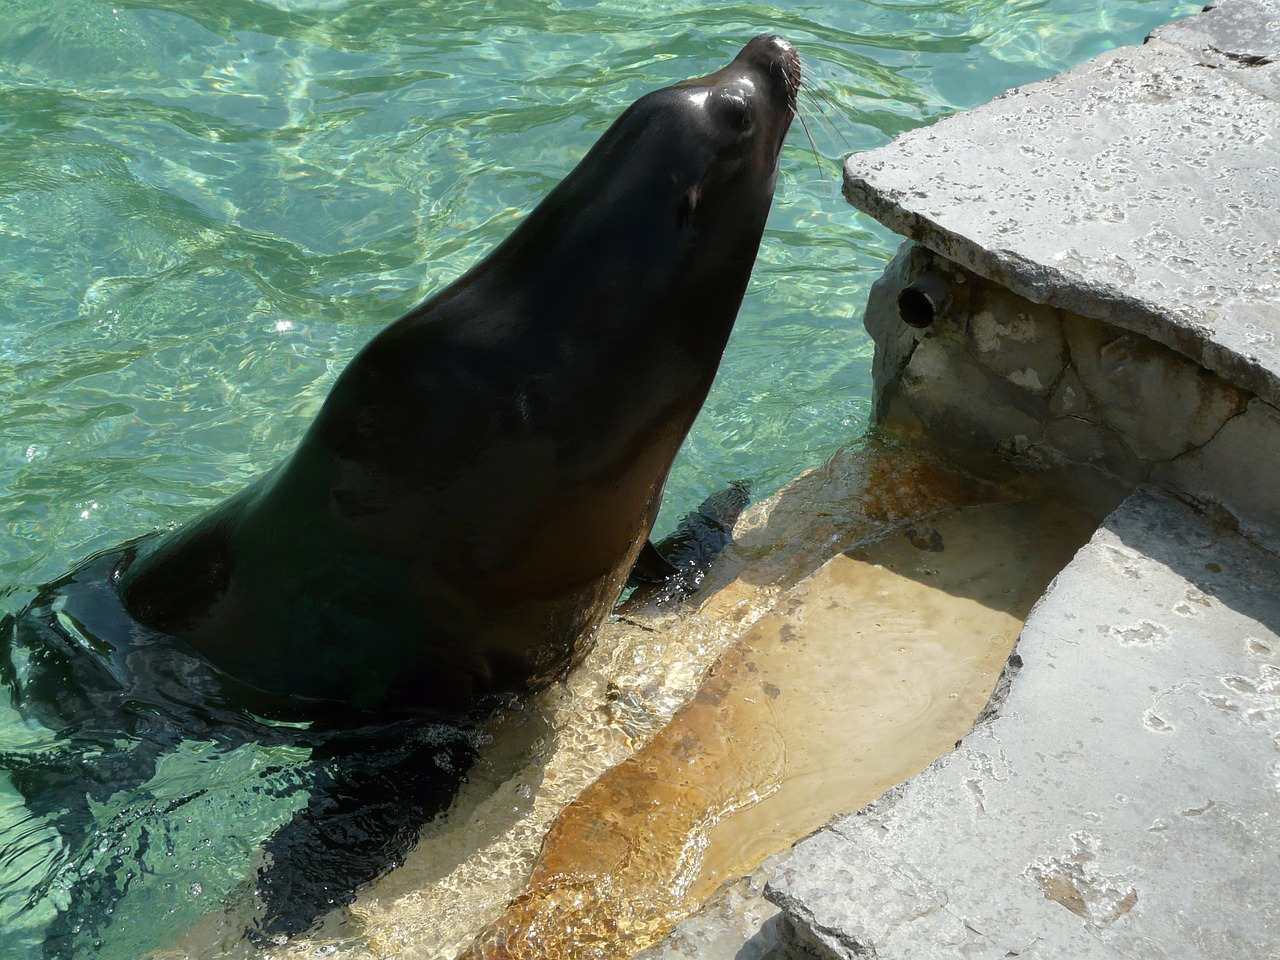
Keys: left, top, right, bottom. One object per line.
{"left": 849, "top": 0, "right": 1280, "bottom": 544}
{"left": 861, "top": 239, "right": 1280, "bottom": 548}
{"left": 457, "top": 465, "right": 1102, "bottom": 960}
{"left": 843, "top": 0, "right": 1280, "bottom": 408}
{"left": 766, "top": 488, "right": 1280, "bottom": 959}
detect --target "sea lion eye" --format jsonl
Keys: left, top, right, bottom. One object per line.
{"left": 724, "top": 94, "right": 754, "bottom": 133}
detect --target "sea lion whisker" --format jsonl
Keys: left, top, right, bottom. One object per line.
{"left": 766, "top": 52, "right": 813, "bottom": 170}
{"left": 786, "top": 53, "right": 803, "bottom": 114}
{"left": 792, "top": 105, "right": 827, "bottom": 178}
{"left": 801, "top": 81, "right": 850, "bottom": 152}
{"left": 768, "top": 42, "right": 802, "bottom": 116}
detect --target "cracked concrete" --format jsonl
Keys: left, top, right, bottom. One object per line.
{"left": 1155, "top": 397, "right": 1280, "bottom": 548}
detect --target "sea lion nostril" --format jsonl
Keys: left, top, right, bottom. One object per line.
{"left": 763, "top": 35, "right": 798, "bottom": 65}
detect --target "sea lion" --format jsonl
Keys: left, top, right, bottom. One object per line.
{"left": 0, "top": 35, "right": 801, "bottom": 947}
{"left": 115, "top": 33, "right": 801, "bottom": 716}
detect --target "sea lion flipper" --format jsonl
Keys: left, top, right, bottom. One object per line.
{"left": 628, "top": 539, "right": 679, "bottom": 587}
{"left": 627, "top": 481, "right": 751, "bottom": 601}
{"left": 657, "top": 480, "right": 750, "bottom": 568}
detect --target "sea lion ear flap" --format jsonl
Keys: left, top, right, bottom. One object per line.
{"left": 677, "top": 185, "right": 699, "bottom": 230}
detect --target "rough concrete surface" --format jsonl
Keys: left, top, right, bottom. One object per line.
{"left": 843, "top": 0, "right": 1280, "bottom": 408}
{"left": 1151, "top": 0, "right": 1280, "bottom": 99}
{"left": 1061, "top": 313, "right": 1248, "bottom": 462}
{"left": 766, "top": 487, "right": 1280, "bottom": 958}
{"left": 662, "top": 5, "right": 1280, "bottom": 956}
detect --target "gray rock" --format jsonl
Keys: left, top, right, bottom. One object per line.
{"left": 862, "top": 241, "right": 929, "bottom": 420}
{"left": 898, "top": 335, "right": 1052, "bottom": 463}
{"left": 1047, "top": 365, "right": 1091, "bottom": 419}
{"left": 965, "top": 283, "right": 1068, "bottom": 399}
{"left": 766, "top": 488, "right": 1280, "bottom": 959}
{"left": 635, "top": 860, "right": 788, "bottom": 960}
{"left": 1043, "top": 413, "right": 1147, "bottom": 483}
{"left": 844, "top": 25, "right": 1280, "bottom": 408}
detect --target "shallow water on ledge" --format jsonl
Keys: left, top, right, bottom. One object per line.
{"left": 1, "top": 0, "right": 1200, "bottom": 956}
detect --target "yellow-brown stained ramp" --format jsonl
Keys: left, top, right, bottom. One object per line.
{"left": 458, "top": 497, "right": 1098, "bottom": 959}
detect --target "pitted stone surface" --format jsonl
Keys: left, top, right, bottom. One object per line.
{"left": 843, "top": 0, "right": 1280, "bottom": 408}
{"left": 1152, "top": 0, "right": 1280, "bottom": 66}
{"left": 766, "top": 488, "right": 1280, "bottom": 959}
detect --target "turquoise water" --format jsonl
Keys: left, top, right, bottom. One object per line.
{"left": 0, "top": 0, "right": 1199, "bottom": 956}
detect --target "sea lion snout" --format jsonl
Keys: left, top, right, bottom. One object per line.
{"left": 735, "top": 34, "right": 801, "bottom": 104}
{"left": 739, "top": 33, "right": 798, "bottom": 66}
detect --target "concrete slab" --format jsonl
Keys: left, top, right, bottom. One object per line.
{"left": 1151, "top": 0, "right": 1280, "bottom": 116}
{"left": 842, "top": 0, "right": 1280, "bottom": 408}
{"left": 766, "top": 487, "right": 1280, "bottom": 958}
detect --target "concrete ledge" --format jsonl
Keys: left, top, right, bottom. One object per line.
{"left": 766, "top": 487, "right": 1280, "bottom": 958}
{"left": 649, "top": 5, "right": 1280, "bottom": 955}
{"left": 764, "top": 4, "right": 1280, "bottom": 957}
{"left": 843, "top": 0, "right": 1280, "bottom": 408}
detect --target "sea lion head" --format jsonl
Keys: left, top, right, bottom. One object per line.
{"left": 591, "top": 33, "right": 799, "bottom": 249}
{"left": 485, "top": 35, "right": 801, "bottom": 332}
{"left": 663, "top": 34, "right": 802, "bottom": 231}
